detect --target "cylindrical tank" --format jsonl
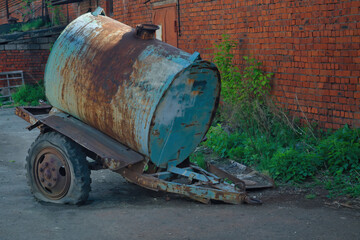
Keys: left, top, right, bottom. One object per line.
{"left": 44, "top": 9, "right": 220, "bottom": 168}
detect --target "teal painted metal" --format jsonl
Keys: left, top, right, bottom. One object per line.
{"left": 44, "top": 8, "right": 220, "bottom": 168}
{"left": 167, "top": 165, "right": 219, "bottom": 184}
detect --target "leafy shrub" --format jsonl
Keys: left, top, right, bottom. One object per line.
{"left": 21, "top": 18, "right": 46, "bottom": 32}
{"left": 189, "top": 152, "right": 206, "bottom": 169}
{"left": 12, "top": 80, "right": 46, "bottom": 106}
{"left": 325, "top": 176, "right": 360, "bottom": 198}
{"left": 317, "top": 126, "right": 360, "bottom": 197}
{"left": 317, "top": 126, "right": 360, "bottom": 175}
{"left": 204, "top": 124, "right": 243, "bottom": 158}
{"left": 203, "top": 124, "right": 320, "bottom": 183}
{"left": 267, "top": 148, "right": 321, "bottom": 183}
{"left": 10, "top": 18, "right": 49, "bottom": 33}
{"left": 213, "top": 35, "right": 272, "bottom": 105}
{"left": 203, "top": 123, "right": 360, "bottom": 196}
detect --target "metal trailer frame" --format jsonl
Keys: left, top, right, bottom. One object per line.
{"left": 16, "top": 105, "right": 261, "bottom": 205}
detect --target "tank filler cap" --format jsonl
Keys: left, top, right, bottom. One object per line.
{"left": 135, "top": 24, "right": 159, "bottom": 40}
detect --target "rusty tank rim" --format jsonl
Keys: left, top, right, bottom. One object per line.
{"left": 34, "top": 147, "right": 71, "bottom": 200}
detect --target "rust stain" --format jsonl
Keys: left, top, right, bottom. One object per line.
{"left": 152, "top": 129, "right": 160, "bottom": 137}
{"left": 191, "top": 90, "right": 204, "bottom": 96}
{"left": 187, "top": 78, "right": 195, "bottom": 85}
{"left": 56, "top": 15, "right": 153, "bottom": 153}
{"left": 47, "top": 12, "right": 221, "bottom": 167}
{"left": 181, "top": 122, "right": 197, "bottom": 128}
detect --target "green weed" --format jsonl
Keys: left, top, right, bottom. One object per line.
{"left": 317, "top": 126, "right": 360, "bottom": 197}
{"left": 12, "top": 80, "right": 46, "bottom": 106}
{"left": 21, "top": 18, "right": 46, "bottom": 32}
{"left": 267, "top": 148, "right": 321, "bottom": 183}
{"left": 189, "top": 152, "right": 206, "bottom": 169}
{"left": 9, "top": 18, "right": 49, "bottom": 33}
{"left": 305, "top": 194, "right": 316, "bottom": 199}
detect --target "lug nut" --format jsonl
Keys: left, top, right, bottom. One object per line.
{"left": 52, "top": 168, "right": 55, "bottom": 171}
{"left": 53, "top": 178, "right": 57, "bottom": 181}
{"left": 39, "top": 168, "right": 44, "bottom": 172}
{"left": 40, "top": 178, "right": 45, "bottom": 182}
{"left": 45, "top": 162, "right": 49, "bottom": 167}
{"left": 47, "top": 183, "right": 52, "bottom": 187}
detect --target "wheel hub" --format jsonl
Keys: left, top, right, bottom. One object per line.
{"left": 34, "top": 148, "right": 71, "bottom": 200}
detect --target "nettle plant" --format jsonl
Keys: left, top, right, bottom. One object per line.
{"left": 213, "top": 34, "right": 273, "bottom": 105}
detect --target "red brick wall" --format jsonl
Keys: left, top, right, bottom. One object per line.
{"left": 0, "top": 49, "right": 50, "bottom": 85}
{"left": 58, "top": 0, "right": 108, "bottom": 24}
{"left": 0, "top": 0, "right": 45, "bottom": 25}
{"left": 109, "top": 0, "right": 360, "bottom": 129}
{"left": 0, "top": 1, "right": 102, "bottom": 86}
{"left": 0, "top": 0, "right": 22, "bottom": 24}
{"left": 0, "top": 0, "right": 92, "bottom": 25}
{"left": 1, "top": 0, "right": 359, "bottom": 128}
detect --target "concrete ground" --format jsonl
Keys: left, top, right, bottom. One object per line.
{"left": 0, "top": 107, "right": 359, "bottom": 240}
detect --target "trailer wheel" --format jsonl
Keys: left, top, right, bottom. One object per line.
{"left": 26, "top": 131, "right": 91, "bottom": 204}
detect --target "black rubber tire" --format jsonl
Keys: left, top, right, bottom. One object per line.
{"left": 26, "top": 131, "right": 91, "bottom": 204}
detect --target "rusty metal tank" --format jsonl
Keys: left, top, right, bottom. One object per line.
{"left": 44, "top": 8, "right": 220, "bottom": 168}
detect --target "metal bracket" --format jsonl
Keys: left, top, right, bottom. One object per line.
{"left": 189, "top": 52, "right": 200, "bottom": 62}
{"left": 92, "top": 7, "right": 106, "bottom": 17}
{"left": 167, "top": 165, "right": 219, "bottom": 184}
{"left": 167, "top": 160, "right": 219, "bottom": 184}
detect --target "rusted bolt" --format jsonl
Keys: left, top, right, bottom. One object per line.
{"left": 39, "top": 168, "right": 44, "bottom": 172}
{"left": 45, "top": 170, "right": 51, "bottom": 179}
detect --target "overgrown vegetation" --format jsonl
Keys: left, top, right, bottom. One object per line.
{"left": 10, "top": 18, "right": 50, "bottom": 33}
{"left": 6, "top": 0, "right": 64, "bottom": 34}
{"left": 12, "top": 80, "right": 46, "bottom": 106}
{"left": 192, "top": 34, "right": 360, "bottom": 198}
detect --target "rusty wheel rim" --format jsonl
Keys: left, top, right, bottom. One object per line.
{"left": 34, "top": 147, "right": 71, "bottom": 200}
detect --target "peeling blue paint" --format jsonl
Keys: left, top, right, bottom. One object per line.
{"left": 44, "top": 11, "right": 220, "bottom": 168}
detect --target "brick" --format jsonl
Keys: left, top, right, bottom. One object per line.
{"left": 36, "top": 38, "right": 49, "bottom": 44}
{"left": 5, "top": 45, "right": 16, "bottom": 50}
{"left": 16, "top": 44, "right": 29, "bottom": 50}
{"left": 28, "top": 44, "right": 40, "bottom": 50}
{"left": 0, "top": 0, "right": 358, "bottom": 129}
{"left": 40, "top": 44, "right": 51, "bottom": 50}
{"left": 355, "top": 113, "right": 360, "bottom": 120}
